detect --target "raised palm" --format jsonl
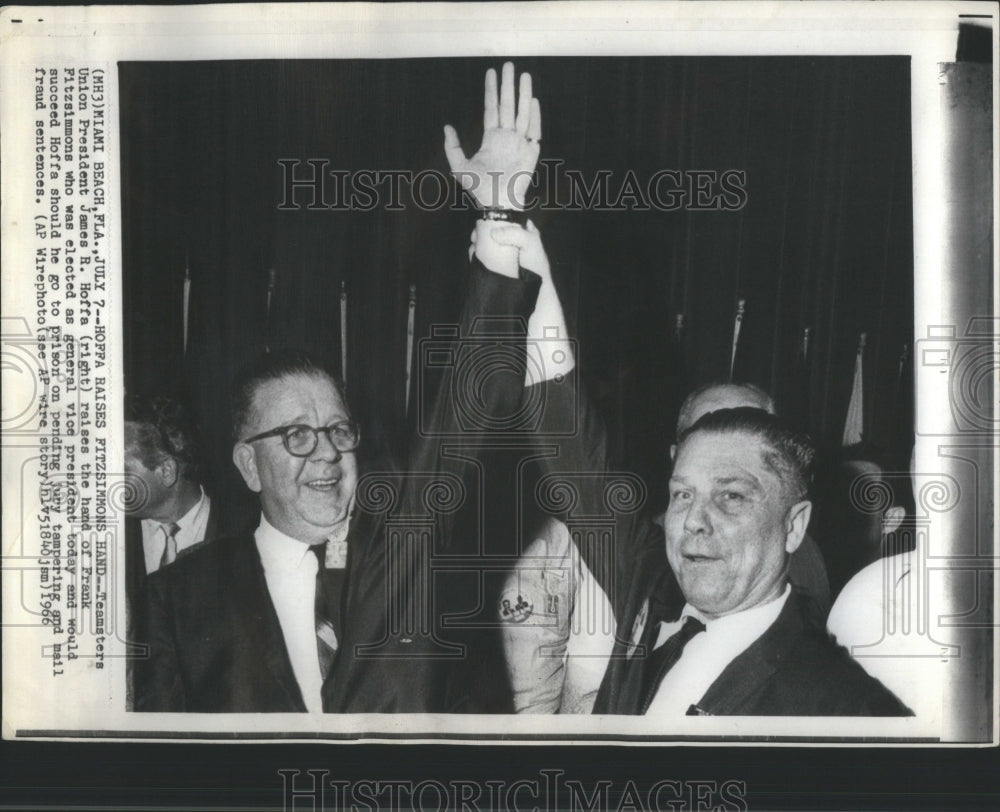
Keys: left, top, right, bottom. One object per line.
{"left": 444, "top": 63, "right": 542, "bottom": 211}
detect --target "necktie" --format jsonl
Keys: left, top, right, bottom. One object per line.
{"left": 311, "top": 544, "right": 345, "bottom": 682}
{"left": 159, "top": 522, "right": 180, "bottom": 569}
{"left": 640, "top": 615, "right": 706, "bottom": 713}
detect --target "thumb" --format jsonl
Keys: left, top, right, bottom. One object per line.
{"left": 443, "top": 125, "right": 467, "bottom": 173}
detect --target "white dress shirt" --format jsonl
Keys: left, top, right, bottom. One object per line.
{"left": 141, "top": 487, "right": 212, "bottom": 575}
{"left": 254, "top": 515, "right": 325, "bottom": 713}
{"left": 645, "top": 584, "right": 791, "bottom": 717}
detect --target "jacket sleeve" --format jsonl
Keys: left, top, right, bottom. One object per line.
{"left": 526, "top": 368, "right": 661, "bottom": 623}
{"left": 404, "top": 258, "right": 541, "bottom": 538}
{"left": 500, "top": 517, "right": 577, "bottom": 713}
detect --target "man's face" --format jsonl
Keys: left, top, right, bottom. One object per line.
{"left": 123, "top": 424, "right": 172, "bottom": 520}
{"left": 665, "top": 429, "right": 808, "bottom": 619}
{"left": 234, "top": 372, "right": 358, "bottom": 545}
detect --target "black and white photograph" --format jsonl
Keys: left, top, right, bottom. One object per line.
{"left": 1, "top": 1, "right": 997, "bottom": 808}
{"left": 117, "top": 54, "right": 925, "bottom": 724}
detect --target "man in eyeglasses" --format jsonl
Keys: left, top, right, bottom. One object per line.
{"left": 135, "top": 62, "right": 543, "bottom": 713}
{"left": 136, "top": 352, "right": 368, "bottom": 712}
{"left": 231, "top": 359, "right": 360, "bottom": 561}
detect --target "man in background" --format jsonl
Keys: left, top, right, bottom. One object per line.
{"left": 124, "top": 394, "right": 218, "bottom": 607}
{"left": 124, "top": 394, "right": 218, "bottom": 709}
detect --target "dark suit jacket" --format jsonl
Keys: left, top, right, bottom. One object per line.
{"left": 532, "top": 373, "right": 909, "bottom": 717}
{"left": 592, "top": 575, "right": 911, "bottom": 716}
{"left": 135, "top": 261, "right": 542, "bottom": 713}
{"left": 135, "top": 507, "right": 443, "bottom": 712}
{"left": 126, "top": 501, "right": 223, "bottom": 614}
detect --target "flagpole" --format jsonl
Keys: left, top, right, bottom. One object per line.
{"left": 182, "top": 252, "right": 191, "bottom": 356}
{"left": 405, "top": 284, "right": 416, "bottom": 416}
{"left": 729, "top": 298, "right": 745, "bottom": 381}
{"left": 265, "top": 268, "right": 276, "bottom": 353}
{"left": 340, "top": 280, "right": 348, "bottom": 382}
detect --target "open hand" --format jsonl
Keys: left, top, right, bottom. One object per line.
{"left": 444, "top": 62, "right": 542, "bottom": 211}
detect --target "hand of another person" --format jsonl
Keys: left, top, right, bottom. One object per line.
{"left": 489, "top": 222, "right": 575, "bottom": 384}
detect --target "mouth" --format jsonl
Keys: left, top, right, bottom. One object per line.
{"left": 305, "top": 477, "right": 341, "bottom": 492}
{"left": 682, "top": 552, "right": 718, "bottom": 564}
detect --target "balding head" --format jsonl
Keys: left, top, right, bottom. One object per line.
{"left": 672, "top": 382, "right": 776, "bottom": 461}
{"left": 676, "top": 382, "right": 775, "bottom": 436}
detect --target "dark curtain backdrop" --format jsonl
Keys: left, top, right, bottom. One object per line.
{"left": 119, "top": 57, "right": 913, "bottom": 517}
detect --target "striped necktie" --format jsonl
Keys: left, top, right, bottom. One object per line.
{"left": 159, "top": 522, "right": 180, "bottom": 569}
{"left": 311, "top": 543, "right": 344, "bottom": 682}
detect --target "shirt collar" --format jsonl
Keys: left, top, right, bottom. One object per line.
{"left": 174, "top": 486, "right": 208, "bottom": 533}
{"left": 254, "top": 514, "right": 316, "bottom": 572}
{"left": 682, "top": 582, "right": 791, "bottom": 633}
{"left": 140, "top": 486, "right": 208, "bottom": 535}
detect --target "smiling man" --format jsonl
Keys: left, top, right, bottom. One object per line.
{"left": 590, "top": 407, "right": 911, "bottom": 716}
{"left": 135, "top": 62, "right": 546, "bottom": 713}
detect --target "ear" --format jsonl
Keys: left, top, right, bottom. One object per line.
{"left": 783, "top": 499, "right": 812, "bottom": 554}
{"left": 882, "top": 505, "right": 905, "bottom": 536}
{"left": 157, "top": 456, "right": 179, "bottom": 488}
{"left": 232, "top": 443, "right": 262, "bottom": 493}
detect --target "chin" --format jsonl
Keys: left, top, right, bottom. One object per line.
{"left": 680, "top": 583, "right": 727, "bottom": 614}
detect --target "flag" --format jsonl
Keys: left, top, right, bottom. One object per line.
{"left": 842, "top": 332, "right": 866, "bottom": 446}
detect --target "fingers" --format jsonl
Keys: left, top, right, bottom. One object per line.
{"left": 527, "top": 98, "right": 542, "bottom": 143}
{"left": 483, "top": 68, "right": 499, "bottom": 130}
{"left": 499, "top": 62, "right": 516, "bottom": 129}
{"left": 488, "top": 224, "right": 533, "bottom": 249}
{"left": 516, "top": 72, "right": 532, "bottom": 135}
{"left": 443, "top": 125, "right": 468, "bottom": 175}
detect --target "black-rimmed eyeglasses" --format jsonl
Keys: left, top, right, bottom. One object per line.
{"left": 243, "top": 421, "right": 361, "bottom": 458}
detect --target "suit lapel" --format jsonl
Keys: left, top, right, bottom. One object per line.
{"left": 125, "top": 519, "right": 146, "bottom": 606}
{"left": 695, "top": 593, "right": 805, "bottom": 715}
{"left": 595, "top": 548, "right": 678, "bottom": 714}
{"left": 230, "top": 533, "right": 307, "bottom": 712}
{"left": 203, "top": 500, "right": 222, "bottom": 543}
{"left": 322, "top": 507, "right": 382, "bottom": 710}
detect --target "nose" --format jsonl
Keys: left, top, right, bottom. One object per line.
{"left": 310, "top": 428, "right": 343, "bottom": 463}
{"left": 682, "top": 495, "right": 712, "bottom": 536}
